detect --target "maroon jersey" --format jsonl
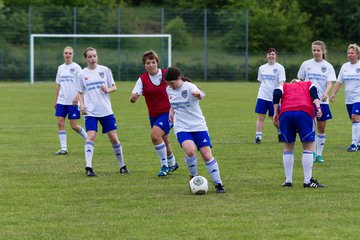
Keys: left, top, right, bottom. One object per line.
{"left": 280, "top": 81, "right": 314, "bottom": 118}
{"left": 140, "top": 69, "right": 171, "bottom": 117}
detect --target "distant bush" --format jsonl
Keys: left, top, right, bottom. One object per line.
{"left": 165, "top": 16, "right": 191, "bottom": 50}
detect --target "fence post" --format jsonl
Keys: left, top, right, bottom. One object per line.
{"left": 245, "top": 9, "right": 249, "bottom": 81}
{"left": 73, "top": 7, "right": 77, "bottom": 62}
{"left": 28, "top": 6, "right": 32, "bottom": 83}
{"left": 204, "top": 8, "right": 207, "bottom": 81}
{"left": 117, "top": 7, "right": 121, "bottom": 81}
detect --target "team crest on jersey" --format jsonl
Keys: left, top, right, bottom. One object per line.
{"left": 70, "top": 68, "right": 75, "bottom": 74}
{"left": 99, "top": 72, "right": 104, "bottom": 78}
{"left": 356, "top": 68, "right": 360, "bottom": 73}
{"left": 321, "top": 66, "right": 327, "bottom": 73}
{"left": 273, "top": 69, "right": 278, "bottom": 74}
{"left": 181, "top": 90, "right": 188, "bottom": 98}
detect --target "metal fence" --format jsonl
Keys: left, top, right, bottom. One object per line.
{"left": 0, "top": 6, "right": 249, "bottom": 82}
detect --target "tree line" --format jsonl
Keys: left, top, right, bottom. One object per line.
{"left": 2, "top": 0, "right": 360, "bottom": 52}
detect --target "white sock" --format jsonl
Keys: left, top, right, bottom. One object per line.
{"left": 85, "top": 141, "right": 94, "bottom": 168}
{"left": 78, "top": 126, "right": 87, "bottom": 140}
{"left": 283, "top": 151, "right": 294, "bottom": 183}
{"left": 113, "top": 143, "right": 125, "bottom": 168}
{"left": 352, "top": 122, "right": 360, "bottom": 145}
{"left": 155, "top": 142, "right": 168, "bottom": 167}
{"left": 205, "top": 158, "right": 222, "bottom": 185}
{"left": 302, "top": 150, "right": 313, "bottom": 184}
{"left": 58, "top": 130, "right": 67, "bottom": 150}
{"left": 185, "top": 155, "right": 197, "bottom": 177}
{"left": 316, "top": 134, "right": 326, "bottom": 156}
{"left": 167, "top": 154, "right": 176, "bottom": 167}
{"left": 256, "top": 131, "right": 262, "bottom": 140}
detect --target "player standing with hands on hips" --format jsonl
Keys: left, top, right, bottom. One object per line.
{"left": 165, "top": 67, "right": 225, "bottom": 193}
{"left": 254, "top": 48, "right": 286, "bottom": 144}
{"left": 129, "top": 50, "right": 178, "bottom": 177}
{"left": 273, "top": 79, "right": 325, "bottom": 188}
{"left": 77, "top": 47, "right": 130, "bottom": 177}
{"left": 330, "top": 43, "right": 360, "bottom": 151}
{"left": 297, "top": 40, "right": 336, "bottom": 163}
{"left": 54, "top": 46, "right": 87, "bottom": 155}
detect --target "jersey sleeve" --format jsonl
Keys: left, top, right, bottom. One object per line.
{"left": 327, "top": 64, "right": 337, "bottom": 82}
{"left": 106, "top": 67, "right": 115, "bottom": 87}
{"left": 132, "top": 77, "right": 143, "bottom": 95}
{"left": 297, "top": 62, "right": 306, "bottom": 79}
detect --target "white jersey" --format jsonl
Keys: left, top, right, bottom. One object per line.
{"left": 55, "top": 62, "right": 82, "bottom": 105}
{"left": 337, "top": 61, "right": 360, "bottom": 104}
{"left": 166, "top": 82, "right": 208, "bottom": 134}
{"left": 297, "top": 59, "right": 336, "bottom": 104}
{"left": 132, "top": 69, "right": 162, "bottom": 95}
{"left": 257, "top": 62, "right": 286, "bottom": 101}
{"left": 77, "top": 65, "right": 115, "bottom": 117}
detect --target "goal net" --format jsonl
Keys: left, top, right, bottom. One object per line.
{"left": 30, "top": 34, "right": 172, "bottom": 84}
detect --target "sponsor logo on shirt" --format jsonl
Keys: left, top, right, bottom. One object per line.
{"left": 99, "top": 72, "right": 104, "bottom": 78}
{"left": 181, "top": 90, "right": 188, "bottom": 98}
{"left": 273, "top": 69, "right": 278, "bottom": 74}
{"left": 70, "top": 68, "right": 75, "bottom": 74}
{"left": 356, "top": 68, "right": 360, "bottom": 73}
{"left": 321, "top": 66, "right": 327, "bottom": 73}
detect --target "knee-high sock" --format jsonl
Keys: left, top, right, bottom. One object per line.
{"left": 205, "top": 158, "right": 222, "bottom": 185}
{"left": 77, "top": 126, "right": 87, "bottom": 140}
{"left": 85, "top": 141, "right": 94, "bottom": 168}
{"left": 58, "top": 130, "right": 67, "bottom": 150}
{"left": 283, "top": 151, "right": 294, "bottom": 183}
{"left": 185, "top": 155, "right": 197, "bottom": 177}
{"left": 352, "top": 122, "right": 360, "bottom": 145}
{"left": 316, "top": 134, "right": 326, "bottom": 156}
{"left": 113, "top": 143, "right": 125, "bottom": 168}
{"left": 155, "top": 142, "right": 168, "bottom": 167}
{"left": 302, "top": 150, "right": 313, "bottom": 184}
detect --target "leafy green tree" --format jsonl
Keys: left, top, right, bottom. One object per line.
{"left": 165, "top": 16, "right": 191, "bottom": 50}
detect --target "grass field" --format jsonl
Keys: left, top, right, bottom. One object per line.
{"left": 1, "top": 82, "right": 359, "bottom": 239}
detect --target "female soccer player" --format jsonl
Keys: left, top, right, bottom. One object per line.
{"left": 273, "top": 79, "right": 325, "bottom": 188}
{"left": 254, "top": 48, "right": 286, "bottom": 144}
{"left": 54, "top": 46, "right": 87, "bottom": 155}
{"left": 331, "top": 43, "right": 360, "bottom": 152}
{"left": 297, "top": 40, "right": 336, "bottom": 163}
{"left": 77, "top": 47, "right": 130, "bottom": 176}
{"left": 129, "top": 50, "right": 178, "bottom": 177}
{"left": 165, "top": 67, "right": 225, "bottom": 193}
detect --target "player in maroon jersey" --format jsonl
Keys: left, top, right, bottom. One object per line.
{"left": 130, "top": 50, "right": 178, "bottom": 177}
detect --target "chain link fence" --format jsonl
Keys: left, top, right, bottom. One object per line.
{"left": 0, "top": 6, "right": 250, "bottom": 82}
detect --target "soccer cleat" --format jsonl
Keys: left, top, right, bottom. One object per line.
{"left": 54, "top": 149, "right": 68, "bottom": 155}
{"left": 282, "top": 182, "right": 292, "bottom": 187}
{"left": 85, "top": 167, "right": 96, "bottom": 177}
{"left": 157, "top": 165, "right": 170, "bottom": 177}
{"left": 312, "top": 152, "right": 317, "bottom": 162}
{"left": 303, "top": 177, "right": 325, "bottom": 188}
{"left": 347, "top": 144, "right": 359, "bottom": 152}
{"left": 215, "top": 183, "right": 225, "bottom": 193}
{"left": 315, "top": 155, "right": 325, "bottom": 163}
{"left": 254, "top": 137, "right": 261, "bottom": 144}
{"left": 168, "top": 162, "right": 179, "bottom": 175}
{"left": 120, "top": 165, "right": 131, "bottom": 174}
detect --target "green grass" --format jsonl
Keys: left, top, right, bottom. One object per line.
{"left": 0, "top": 82, "right": 359, "bottom": 239}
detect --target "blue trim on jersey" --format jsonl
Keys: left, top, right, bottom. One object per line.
{"left": 279, "top": 111, "right": 315, "bottom": 143}
{"left": 55, "top": 104, "right": 80, "bottom": 119}
{"left": 176, "top": 131, "right": 212, "bottom": 150}
{"left": 255, "top": 98, "right": 274, "bottom": 116}
{"left": 85, "top": 114, "right": 117, "bottom": 133}
{"left": 149, "top": 112, "right": 172, "bottom": 135}
{"left": 346, "top": 102, "right": 360, "bottom": 119}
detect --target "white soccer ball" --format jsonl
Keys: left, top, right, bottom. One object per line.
{"left": 189, "top": 176, "right": 209, "bottom": 195}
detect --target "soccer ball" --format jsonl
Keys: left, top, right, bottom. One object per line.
{"left": 189, "top": 176, "right": 209, "bottom": 195}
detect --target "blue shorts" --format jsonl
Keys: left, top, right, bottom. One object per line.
{"left": 149, "top": 112, "right": 173, "bottom": 135}
{"left": 279, "top": 111, "right": 315, "bottom": 143}
{"left": 85, "top": 114, "right": 117, "bottom": 133}
{"left": 176, "top": 131, "right": 212, "bottom": 150}
{"left": 346, "top": 102, "right": 360, "bottom": 119}
{"left": 55, "top": 104, "right": 80, "bottom": 119}
{"left": 314, "top": 104, "right": 332, "bottom": 121}
{"left": 255, "top": 98, "right": 274, "bottom": 116}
